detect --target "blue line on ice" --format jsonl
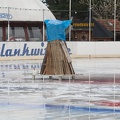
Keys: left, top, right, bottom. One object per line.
{"left": 0, "top": 102, "right": 120, "bottom": 113}
{"left": 45, "top": 104, "right": 120, "bottom": 113}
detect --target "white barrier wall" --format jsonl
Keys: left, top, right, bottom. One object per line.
{"left": 0, "top": 42, "right": 120, "bottom": 60}
{"left": 67, "top": 42, "right": 120, "bottom": 57}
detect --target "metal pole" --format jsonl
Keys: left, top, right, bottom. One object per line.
{"left": 43, "top": 9, "right": 45, "bottom": 41}
{"left": 69, "top": 0, "right": 71, "bottom": 20}
{"left": 69, "top": 0, "right": 71, "bottom": 41}
{"left": 89, "top": 0, "right": 91, "bottom": 41}
{"left": 114, "top": 0, "right": 116, "bottom": 41}
{"left": 113, "top": 1, "right": 117, "bottom": 113}
{"left": 8, "top": 7, "right": 10, "bottom": 41}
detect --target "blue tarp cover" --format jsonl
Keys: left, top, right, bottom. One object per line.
{"left": 44, "top": 19, "right": 72, "bottom": 41}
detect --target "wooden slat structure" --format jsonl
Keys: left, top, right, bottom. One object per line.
{"left": 40, "top": 40, "right": 75, "bottom": 75}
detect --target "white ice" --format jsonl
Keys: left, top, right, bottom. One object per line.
{"left": 0, "top": 58, "right": 120, "bottom": 120}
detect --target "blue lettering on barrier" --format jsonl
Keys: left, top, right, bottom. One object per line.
{"left": 0, "top": 13, "right": 13, "bottom": 19}
{"left": 0, "top": 43, "right": 72, "bottom": 57}
{"left": 67, "top": 48, "right": 72, "bottom": 54}
{"left": 6, "top": 49, "right": 13, "bottom": 56}
{"left": 1, "top": 44, "right": 5, "bottom": 56}
{"left": 14, "top": 49, "right": 21, "bottom": 56}
{"left": 20, "top": 44, "right": 30, "bottom": 56}
{"left": 31, "top": 49, "right": 40, "bottom": 56}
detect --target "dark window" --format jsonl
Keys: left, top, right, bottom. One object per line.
{"left": 0, "top": 27, "right": 2, "bottom": 41}
{"left": 6, "top": 27, "right": 25, "bottom": 41}
{"left": 28, "top": 27, "right": 42, "bottom": 41}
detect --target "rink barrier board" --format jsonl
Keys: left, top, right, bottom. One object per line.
{"left": 1, "top": 42, "right": 120, "bottom": 60}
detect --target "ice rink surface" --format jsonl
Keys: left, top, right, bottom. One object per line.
{"left": 0, "top": 58, "right": 120, "bottom": 120}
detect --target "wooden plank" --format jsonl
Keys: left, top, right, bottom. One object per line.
{"left": 45, "top": 42, "right": 53, "bottom": 74}
{"left": 60, "top": 41, "right": 72, "bottom": 63}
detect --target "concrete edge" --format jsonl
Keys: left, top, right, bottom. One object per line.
{"left": 0, "top": 54, "right": 120, "bottom": 61}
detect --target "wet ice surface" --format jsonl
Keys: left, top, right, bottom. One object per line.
{"left": 0, "top": 58, "right": 120, "bottom": 120}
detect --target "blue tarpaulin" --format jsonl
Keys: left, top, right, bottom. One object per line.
{"left": 44, "top": 19, "right": 72, "bottom": 41}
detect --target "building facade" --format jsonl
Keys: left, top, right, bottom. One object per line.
{"left": 0, "top": 0, "right": 55, "bottom": 42}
